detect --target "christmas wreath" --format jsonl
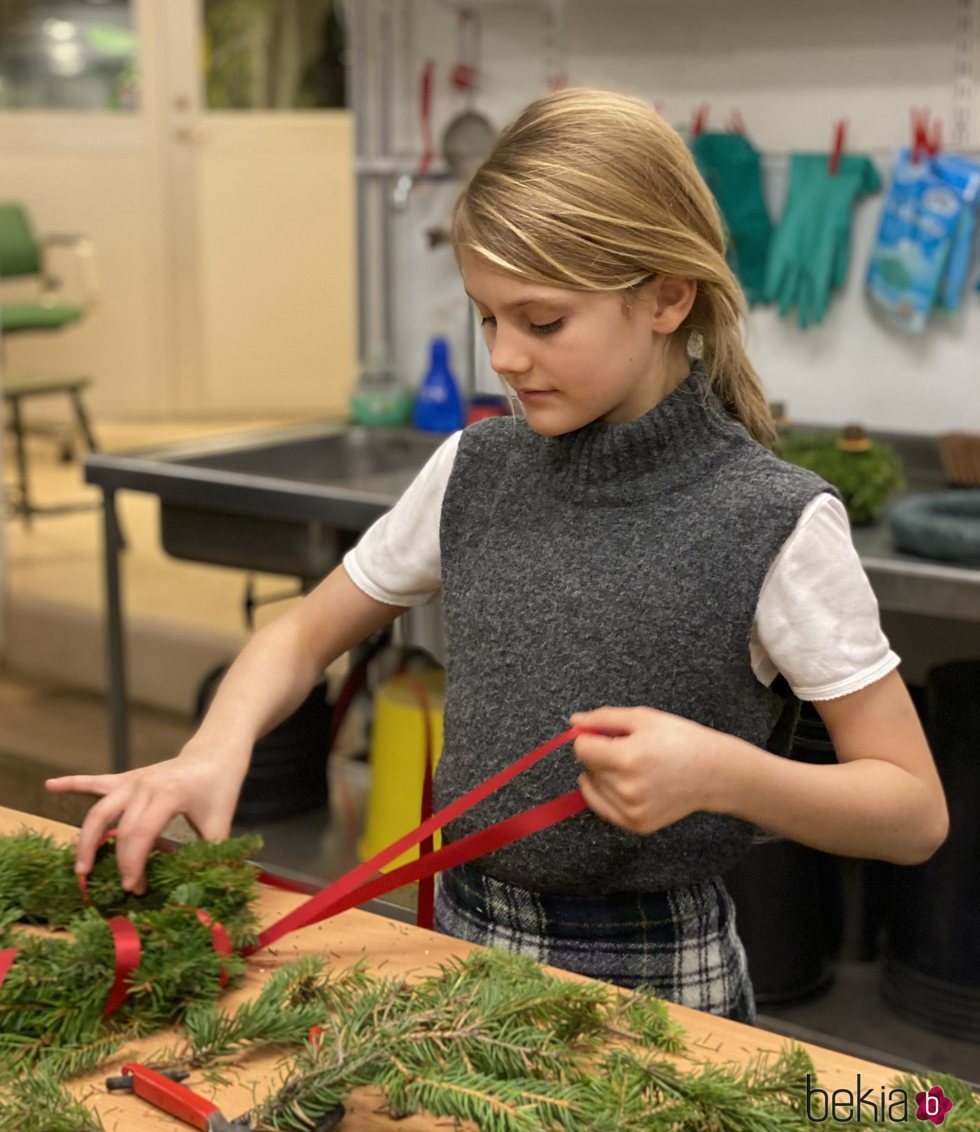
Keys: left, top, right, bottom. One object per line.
{"left": 0, "top": 828, "right": 260, "bottom": 1076}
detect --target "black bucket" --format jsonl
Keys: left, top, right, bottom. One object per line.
{"left": 881, "top": 660, "right": 980, "bottom": 1041}
{"left": 723, "top": 704, "right": 843, "bottom": 1007}
{"left": 195, "top": 666, "right": 332, "bottom": 823}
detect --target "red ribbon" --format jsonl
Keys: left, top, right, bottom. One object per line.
{"left": 245, "top": 725, "right": 594, "bottom": 954}
{"left": 195, "top": 910, "right": 233, "bottom": 987}
{"left": 256, "top": 869, "right": 317, "bottom": 895}
{"left": 0, "top": 947, "right": 19, "bottom": 992}
{"left": 102, "top": 916, "right": 142, "bottom": 1019}
{"left": 290, "top": 788, "right": 586, "bottom": 923}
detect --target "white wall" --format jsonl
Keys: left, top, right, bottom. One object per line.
{"left": 383, "top": 0, "right": 980, "bottom": 433}
{"left": 0, "top": 114, "right": 357, "bottom": 420}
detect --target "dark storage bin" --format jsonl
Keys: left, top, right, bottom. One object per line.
{"left": 195, "top": 666, "right": 332, "bottom": 823}
{"left": 881, "top": 660, "right": 980, "bottom": 1041}
{"left": 723, "top": 704, "right": 843, "bottom": 1006}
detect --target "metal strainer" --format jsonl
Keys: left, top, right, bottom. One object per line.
{"left": 442, "top": 107, "right": 496, "bottom": 182}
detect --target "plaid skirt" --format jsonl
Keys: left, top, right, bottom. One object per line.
{"left": 435, "top": 862, "right": 756, "bottom": 1024}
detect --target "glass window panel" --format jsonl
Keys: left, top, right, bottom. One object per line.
{"left": 203, "top": 0, "right": 346, "bottom": 110}
{"left": 0, "top": 0, "right": 138, "bottom": 111}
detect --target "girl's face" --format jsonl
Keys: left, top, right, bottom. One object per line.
{"left": 460, "top": 249, "right": 695, "bottom": 436}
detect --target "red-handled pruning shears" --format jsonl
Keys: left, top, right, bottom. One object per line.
{"left": 108, "top": 1063, "right": 345, "bottom": 1131}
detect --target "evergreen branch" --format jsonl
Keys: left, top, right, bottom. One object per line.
{"left": 383, "top": 1055, "right": 582, "bottom": 1131}
{"left": 892, "top": 1071, "right": 980, "bottom": 1130}
{"left": 419, "top": 1023, "right": 573, "bottom": 1076}
{"left": 606, "top": 985, "right": 687, "bottom": 1054}
{"left": 0, "top": 830, "right": 80, "bottom": 928}
{"left": 0, "top": 1029, "right": 131, "bottom": 1082}
{"left": 612, "top": 1044, "right": 887, "bottom": 1132}
{"left": 175, "top": 958, "right": 345, "bottom": 1067}
{"left": 0, "top": 1074, "right": 105, "bottom": 1132}
{"left": 247, "top": 1053, "right": 384, "bottom": 1131}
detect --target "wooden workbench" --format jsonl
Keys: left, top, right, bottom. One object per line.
{"left": 1, "top": 806, "right": 911, "bottom": 1130}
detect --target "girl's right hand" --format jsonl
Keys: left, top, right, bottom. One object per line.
{"left": 44, "top": 741, "right": 250, "bottom": 892}
{"left": 42, "top": 564, "right": 407, "bottom": 893}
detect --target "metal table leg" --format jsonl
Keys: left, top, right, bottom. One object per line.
{"left": 7, "top": 395, "right": 32, "bottom": 525}
{"left": 101, "top": 487, "right": 130, "bottom": 773}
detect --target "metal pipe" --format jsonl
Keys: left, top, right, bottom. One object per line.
{"left": 378, "top": 0, "right": 396, "bottom": 366}
{"left": 344, "top": 0, "right": 370, "bottom": 365}
{"left": 102, "top": 488, "right": 130, "bottom": 773}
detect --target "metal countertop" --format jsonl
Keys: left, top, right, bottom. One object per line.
{"left": 85, "top": 419, "right": 980, "bottom": 623}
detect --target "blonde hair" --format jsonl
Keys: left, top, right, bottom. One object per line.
{"left": 451, "top": 88, "right": 775, "bottom": 446}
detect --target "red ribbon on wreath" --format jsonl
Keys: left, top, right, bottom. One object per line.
{"left": 195, "top": 909, "right": 233, "bottom": 988}
{"left": 0, "top": 947, "right": 18, "bottom": 992}
{"left": 102, "top": 916, "right": 142, "bottom": 1019}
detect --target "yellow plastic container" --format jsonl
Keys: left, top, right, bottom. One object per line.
{"left": 358, "top": 669, "right": 445, "bottom": 869}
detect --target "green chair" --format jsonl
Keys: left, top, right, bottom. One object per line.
{"left": 0, "top": 200, "right": 102, "bottom": 524}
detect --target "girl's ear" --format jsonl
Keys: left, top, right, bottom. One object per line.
{"left": 643, "top": 275, "right": 697, "bottom": 334}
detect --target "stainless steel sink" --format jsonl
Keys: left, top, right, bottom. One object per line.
{"left": 168, "top": 427, "right": 443, "bottom": 485}
{"left": 86, "top": 419, "right": 980, "bottom": 611}
{"left": 86, "top": 423, "right": 447, "bottom": 579}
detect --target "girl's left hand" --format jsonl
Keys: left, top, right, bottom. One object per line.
{"left": 570, "top": 706, "right": 720, "bottom": 834}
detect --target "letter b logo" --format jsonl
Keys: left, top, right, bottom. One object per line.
{"left": 915, "top": 1086, "right": 954, "bottom": 1125}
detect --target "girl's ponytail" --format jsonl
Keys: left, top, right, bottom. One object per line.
{"left": 688, "top": 265, "right": 776, "bottom": 447}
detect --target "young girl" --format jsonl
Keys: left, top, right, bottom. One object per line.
{"left": 48, "top": 88, "right": 948, "bottom": 1024}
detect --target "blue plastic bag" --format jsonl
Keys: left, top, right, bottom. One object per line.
{"left": 932, "top": 153, "right": 980, "bottom": 314}
{"left": 867, "top": 148, "right": 980, "bottom": 331}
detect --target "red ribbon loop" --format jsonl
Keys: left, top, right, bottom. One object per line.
{"left": 246, "top": 725, "right": 595, "bottom": 954}
{"left": 102, "top": 916, "right": 142, "bottom": 1018}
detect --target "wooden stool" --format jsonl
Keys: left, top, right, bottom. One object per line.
{"left": 3, "top": 373, "right": 101, "bottom": 526}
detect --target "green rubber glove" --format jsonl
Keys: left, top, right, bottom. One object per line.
{"left": 766, "top": 153, "right": 881, "bottom": 328}
{"left": 691, "top": 132, "right": 772, "bottom": 306}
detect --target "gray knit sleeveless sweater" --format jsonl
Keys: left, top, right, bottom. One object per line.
{"left": 435, "top": 365, "right": 838, "bottom": 895}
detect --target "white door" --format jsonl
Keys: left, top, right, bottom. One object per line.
{"left": 0, "top": 0, "right": 172, "bottom": 419}
{"left": 157, "top": 0, "right": 356, "bottom": 416}
{"left": 0, "top": 0, "right": 355, "bottom": 419}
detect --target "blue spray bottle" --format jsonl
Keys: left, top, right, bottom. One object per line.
{"left": 412, "top": 336, "right": 466, "bottom": 432}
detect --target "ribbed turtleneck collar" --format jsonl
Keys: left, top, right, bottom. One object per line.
{"left": 522, "top": 362, "right": 740, "bottom": 504}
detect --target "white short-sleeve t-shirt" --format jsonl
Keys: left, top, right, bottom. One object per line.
{"left": 343, "top": 431, "right": 900, "bottom": 702}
